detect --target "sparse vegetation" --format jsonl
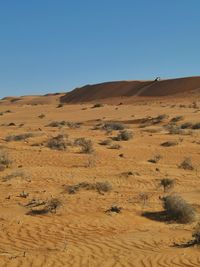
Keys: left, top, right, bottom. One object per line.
{"left": 167, "top": 124, "right": 184, "bottom": 135}
{"left": 47, "top": 121, "right": 81, "bottom": 128}
{"left": 170, "top": 116, "right": 184, "bottom": 123}
{"left": 192, "top": 122, "right": 200, "bottom": 129}
{"left": 106, "top": 206, "right": 122, "bottom": 213}
{"left": 109, "top": 144, "right": 121, "bottom": 149}
{"left": 103, "top": 122, "right": 125, "bottom": 131}
{"left": 5, "top": 132, "right": 35, "bottom": 142}
{"left": 0, "top": 150, "right": 12, "bottom": 168}
{"left": 162, "top": 195, "right": 196, "bottom": 223}
{"left": 47, "top": 134, "right": 69, "bottom": 150}
{"left": 74, "top": 138, "right": 94, "bottom": 153}
{"left": 160, "top": 178, "right": 175, "bottom": 192}
{"left": 192, "top": 223, "right": 200, "bottom": 245}
{"left": 2, "top": 170, "right": 26, "bottom": 182}
{"left": 66, "top": 181, "right": 112, "bottom": 194}
{"left": 26, "top": 198, "right": 61, "bottom": 215}
{"left": 179, "top": 157, "right": 194, "bottom": 170}
{"left": 181, "top": 122, "right": 193, "bottom": 129}
{"left": 114, "top": 130, "right": 133, "bottom": 141}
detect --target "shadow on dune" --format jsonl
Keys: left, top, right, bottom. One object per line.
{"left": 171, "top": 241, "right": 196, "bottom": 248}
{"left": 142, "top": 210, "right": 170, "bottom": 222}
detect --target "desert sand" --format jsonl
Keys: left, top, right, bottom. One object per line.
{"left": 0, "top": 77, "right": 200, "bottom": 266}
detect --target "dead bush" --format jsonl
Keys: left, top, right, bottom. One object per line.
{"left": 167, "top": 124, "right": 184, "bottom": 135}
{"left": 179, "top": 157, "right": 194, "bottom": 170}
{"left": 47, "top": 121, "right": 81, "bottom": 128}
{"left": 0, "top": 150, "right": 12, "bottom": 167}
{"left": 47, "top": 134, "right": 69, "bottom": 150}
{"left": 74, "top": 138, "right": 94, "bottom": 153}
{"left": 66, "top": 181, "right": 112, "bottom": 194}
{"left": 26, "top": 198, "right": 61, "bottom": 215}
{"left": 109, "top": 144, "right": 121, "bottom": 149}
{"left": 2, "top": 170, "right": 26, "bottom": 182}
{"left": 192, "top": 123, "right": 200, "bottom": 130}
{"left": 162, "top": 195, "right": 196, "bottom": 223}
{"left": 181, "top": 122, "right": 193, "bottom": 129}
{"left": 170, "top": 116, "right": 184, "bottom": 123}
{"left": 5, "top": 132, "right": 35, "bottom": 142}
{"left": 160, "top": 178, "right": 175, "bottom": 192}
{"left": 114, "top": 130, "right": 133, "bottom": 141}
{"left": 154, "top": 114, "right": 168, "bottom": 124}
{"left": 106, "top": 205, "right": 122, "bottom": 213}
{"left": 103, "top": 122, "right": 125, "bottom": 131}
{"left": 192, "top": 223, "right": 200, "bottom": 245}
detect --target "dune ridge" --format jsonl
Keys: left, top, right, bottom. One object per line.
{"left": 60, "top": 76, "right": 200, "bottom": 103}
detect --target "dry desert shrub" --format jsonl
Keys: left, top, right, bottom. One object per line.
{"left": 153, "top": 114, "right": 168, "bottom": 124}
{"left": 109, "top": 144, "right": 121, "bottom": 149}
{"left": 5, "top": 132, "right": 35, "bottom": 142}
{"left": 170, "top": 116, "right": 184, "bottom": 123}
{"left": 139, "top": 192, "right": 149, "bottom": 206}
{"left": 166, "top": 124, "right": 184, "bottom": 135}
{"left": 74, "top": 138, "right": 94, "bottom": 153}
{"left": 114, "top": 130, "right": 133, "bottom": 141}
{"left": 106, "top": 205, "right": 122, "bottom": 213}
{"left": 0, "top": 150, "right": 12, "bottom": 169}
{"left": 47, "top": 121, "right": 81, "bottom": 129}
{"left": 162, "top": 195, "right": 196, "bottom": 223}
{"left": 47, "top": 134, "right": 70, "bottom": 150}
{"left": 26, "top": 198, "right": 61, "bottom": 215}
{"left": 160, "top": 178, "right": 175, "bottom": 192}
{"left": 102, "top": 122, "right": 125, "bottom": 131}
{"left": 192, "top": 123, "right": 200, "bottom": 129}
{"left": 66, "top": 181, "right": 112, "bottom": 194}
{"left": 192, "top": 223, "right": 200, "bottom": 245}
{"left": 2, "top": 170, "right": 27, "bottom": 182}
{"left": 181, "top": 122, "right": 193, "bottom": 129}
{"left": 179, "top": 157, "right": 194, "bottom": 170}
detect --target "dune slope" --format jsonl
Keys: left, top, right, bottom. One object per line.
{"left": 60, "top": 76, "right": 200, "bottom": 103}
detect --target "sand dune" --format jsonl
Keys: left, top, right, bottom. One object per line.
{"left": 0, "top": 93, "right": 64, "bottom": 106}
{"left": 0, "top": 96, "right": 200, "bottom": 266}
{"left": 60, "top": 76, "right": 200, "bottom": 103}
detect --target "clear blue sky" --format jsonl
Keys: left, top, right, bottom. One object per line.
{"left": 0, "top": 0, "right": 200, "bottom": 98}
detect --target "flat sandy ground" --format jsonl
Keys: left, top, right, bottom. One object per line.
{"left": 0, "top": 98, "right": 200, "bottom": 267}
